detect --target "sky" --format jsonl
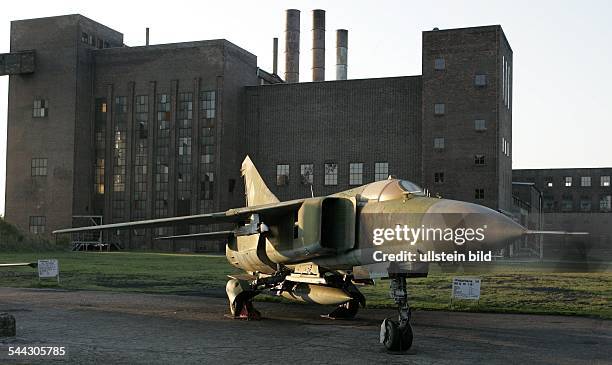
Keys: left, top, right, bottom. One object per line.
{"left": 1, "top": 0, "right": 611, "bottom": 215}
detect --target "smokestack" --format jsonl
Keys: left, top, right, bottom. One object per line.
{"left": 272, "top": 38, "right": 278, "bottom": 75}
{"left": 312, "top": 9, "right": 325, "bottom": 81}
{"left": 336, "top": 29, "right": 348, "bottom": 80}
{"left": 285, "top": 9, "right": 300, "bottom": 83}
{"left": 146, "top": 27, "right": 150, "bottom": 46}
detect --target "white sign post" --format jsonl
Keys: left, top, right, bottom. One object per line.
{"left": 38, "top": 259, "right": 60, "bottom": 284}
{"left": 451, "top": 277, "right": 481, "bottom": 303}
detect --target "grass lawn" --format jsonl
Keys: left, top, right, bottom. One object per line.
{"left": 1, "top": 251, "right": 610, "bottom": 319}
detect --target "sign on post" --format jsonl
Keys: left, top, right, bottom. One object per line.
{"left": 37, "top": 259, "right": 60, "bottom": 283}
{"left": 451, "top": 277, "right": 481, "bottom": 300}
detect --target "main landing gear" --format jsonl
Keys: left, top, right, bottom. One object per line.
{"left": 226, "top": 278, "right": 261, "bottom": 320}
{"left": 380, "top": 275, "right": 414, "bottom": 352}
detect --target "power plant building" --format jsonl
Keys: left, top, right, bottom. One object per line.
{"left": 5, "top": 11, "right": 606, "bottom": 255}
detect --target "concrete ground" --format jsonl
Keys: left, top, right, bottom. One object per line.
{"left": 0, "top": 287, "right": 610, "bottom": 365}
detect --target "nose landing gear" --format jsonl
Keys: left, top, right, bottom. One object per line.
{"left": 380, "top": 275, "right": 413, "bottom": 352}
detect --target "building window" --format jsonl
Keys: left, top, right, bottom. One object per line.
{"left": 155, "top": 94, "right": 171, "bottom": 218}
{"left": 564, "top": 176, "right": 572, "bottom": 187}
{"left": 434, "top": 172, "right": 444, "bottom": 184}
{"left": 200, "top": 90, "right": 216, "bottom": 119}
{"left": 474, "top": 154, "right": 485, "bottom": 165}
{"left": 324, "top": 163, "right": 338, "bottom": 185}
{"left": 475, "top": 188, "right": 485, "bottom": 200}
{"left": 31, "top": 158, "right": 47, "bottom": 176}
{"left": 601, "top": 176, "right": 611, "bottom": 187}
{"left": 580, "top": 197, "right": 591, "bottom": 212}
{"left": 29, "top": 216, "right": 46, "bottom": 234}
{"left": 543, "top": 196, "right": 554, "bottom": 211}
{"left": 433, "top": 137, "right": 445, "bottom": 150}
{"left": 300, "top": 164, "right": 314, "bottom": 185}
{"left": 349, "top": 163, "right": 363, "bottom": 185}
{"left": 434, "top": 57, "right": 445, "bottom": 70}
{"left": 434, "top": 103, "right": 445, "bottom": 115}
{"left": 276, "top": 164, "right": 290, "bottom": 186}
{"left": 546, "top": 180, "right": 553, "bottom": 188}
{"left": 600, "top": 195, "right": 612, "bottom": 211}
{"left": 94, "top": 98, "right": 107, "bottom": 197}
{"left": 581, "top": 176, "right": 591, "bottom": 187}
{"left": 81, "top": 32, "right": 89, "bottom": 43}
{"left": 561, "top": 195, "right": 573, "bottom": 211}
{"left": 501, "top": 137, "right": 511, "bottom": 157}
{"left": 474, "top": 74, "right": 487, "bottom": 86}
{"left": 374, "top": 162, "right": 389, "bottom": 181}
{"left": 33, "top": 99, "right": 48, "bottom": 117}
{"left": 474, "top": 119, "right": 486, "bottom": 131}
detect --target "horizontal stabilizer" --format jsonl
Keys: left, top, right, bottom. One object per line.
{"left": 0, "top": 262, "right": 37, "bottom": 268}
{"left": 154, "top": 231, "right": 234, "bottom": 240}
{"left": 525, "top": 230, "right": 589, "bottom": 235}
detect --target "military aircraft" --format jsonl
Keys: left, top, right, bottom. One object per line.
{"left": 53, "top": 156, "right": 571, "bottom": 352}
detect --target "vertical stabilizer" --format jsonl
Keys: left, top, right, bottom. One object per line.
{"left": 241, "top": 156, "right": 280, "bottom": 206}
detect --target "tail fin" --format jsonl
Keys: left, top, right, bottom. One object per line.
{"left": 241, "top": 156, "right": 280, "bottom": 207}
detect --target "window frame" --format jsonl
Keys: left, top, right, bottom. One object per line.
{"left": 31, "top": 158, "right": 48, "bottom": 177}
{"left": 349, "top": 162, "right": 363, "bottom": 186}
{"left": 300, "top": 164, "right": 314, "bottom": 185}
{"left": 32, "top": 98, "right": 48, "bottom": 118}
{"left": 29, "top": 216, "right": 46, "bottom": 234}
{"left": 474, "top": 119, "right": 486, "bottom": 131}
{"left": 374, "top": 162, "right": 389, "bottom": 182}
{"left": 324, "top": 163, "right": 338, "bottom": 186}
{"left": 276, "top": 164, "right": 290, "bottom": 186}
{"left": 474, "top": 74, "right": 487, "bottom": 87}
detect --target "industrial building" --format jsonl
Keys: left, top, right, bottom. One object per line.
{"left": 3, "top": 10, "right": 606, "bottom": 255}
{"left": 512, "top": 168, "right": 612, "bottom": 260}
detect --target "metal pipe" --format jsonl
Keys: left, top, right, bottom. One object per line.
{"left": 285, "top": 9, "right": 300, "bottom": 83}
{"left": 146, "top": 28, "right": 150, "bottom": 46}
{"left": 272, "top": 37, "right": 279, "bottom": 75}
{"left": 336, "top": 29, "right": 348, "bottom": 80}
{"left": 312, "top": 9, "right": 325, "bottom": 81}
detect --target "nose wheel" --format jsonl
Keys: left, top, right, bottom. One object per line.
{"left": 380, "top": 275, "right": 414, "bottom": 352}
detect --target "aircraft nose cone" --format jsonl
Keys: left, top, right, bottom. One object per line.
{"left": 422, "top": 199, "right": 525, "bottom": 250}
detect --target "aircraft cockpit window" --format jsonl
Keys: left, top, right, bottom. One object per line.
{"left": 399, "top": 180, "right": 425, "bottom": 196}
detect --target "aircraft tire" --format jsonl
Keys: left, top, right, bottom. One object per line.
{"left": 381, "top": 319, "right": 413, "bottom": 352}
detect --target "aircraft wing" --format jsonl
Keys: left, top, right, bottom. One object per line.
{"left": 52, "top": 198, "right": 306, "bottom": 235}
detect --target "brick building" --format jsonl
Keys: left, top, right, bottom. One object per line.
{"left": 3, "top": 13, "right": 515, "bottom": 250}
{"left": 513, "top": 168, "right": 612, "bottom": 260}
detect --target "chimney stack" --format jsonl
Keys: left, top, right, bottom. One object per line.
{"left": 312, "top": 9, "right": 325, "bottom": 81}
{"left": 272, "top": 38, "right": 279, "bottom": 75}
{"left": 146, "top": 27, "right": 150, "bottom": 46}
{"left": 284, "top": 9, "right": 300, "bottom": 83}
{"left": 336, "top": 29, "right": 348, "bottom": 80}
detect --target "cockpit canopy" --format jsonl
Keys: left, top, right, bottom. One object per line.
{"left": 359, "top": 179, "right": 425, "bottom": 202}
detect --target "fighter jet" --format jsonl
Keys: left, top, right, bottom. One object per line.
{"left": 53, "top": 156, "right": 560, "bottom": 352}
